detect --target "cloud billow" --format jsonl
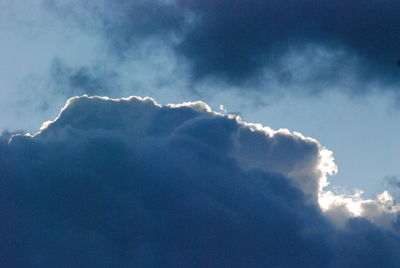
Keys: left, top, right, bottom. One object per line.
{"left": 1, "top": 95, "right": 400, "bottom": 267}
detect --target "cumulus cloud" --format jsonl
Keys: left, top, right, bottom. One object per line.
{"left": 2, "top": 95, "right": 400, "bottom": 267}
{"left": 45, "top": 0, "right": 400, "bottom": 94}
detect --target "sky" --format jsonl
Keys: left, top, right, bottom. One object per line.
{"left": 1, "top": 0, "right": 400, "bottom": 266}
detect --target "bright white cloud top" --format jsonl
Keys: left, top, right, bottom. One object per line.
{"left": 3, "top": 95, "right": 400, "bottom": 267}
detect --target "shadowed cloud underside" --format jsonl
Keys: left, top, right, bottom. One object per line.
{"left": 1, "top": 96, "right": 400, "bottom": 267}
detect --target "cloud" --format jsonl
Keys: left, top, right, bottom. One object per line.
{"left": 50, "top": 59, "right": 119, "bottom": 97}
{"left": 44, "top": 0, "right": 185, "bottom": 56}
{"left": 45, "top": 0, "right": 400, "bottom": 94}
{"left": 178, "top": 0, "right": 400, "bottom": 86}
{"left": 2, "top": 95, "right": 400, "bottom": 267}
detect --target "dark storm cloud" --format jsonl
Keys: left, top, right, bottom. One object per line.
{"left": 46, "top": 0, "right": 400, "bottom": 92}
{"left": 1, "top": 96, "right": 400, "bottom": 267}
{"left": 50, "top": 59, "right": 119, "bottom": 96}
{"left": 177, "top": 0, "right": 400, "bottom": 86}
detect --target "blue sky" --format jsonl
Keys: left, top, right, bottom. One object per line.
{"left": 2, "top": 1, "right": 400, "bottom": 266}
